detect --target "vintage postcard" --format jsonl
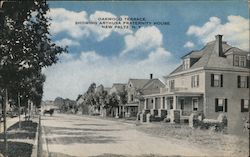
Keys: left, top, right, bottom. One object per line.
{"left": 0, "top": 0, "right": 249, "bottom": 157}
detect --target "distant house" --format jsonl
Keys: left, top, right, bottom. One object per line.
{"left": 142, "top": 35, "right": 249, "bottom": 135}
{"left": 125, "top": 74, "right": 165, "bottom": 118}
{"left": 109, "top": 83, "right": 127, "bottom": 118}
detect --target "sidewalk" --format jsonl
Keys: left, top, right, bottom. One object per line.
{"left": 0, "top": 116, "right": 20, "bottom": 133}
{"left": 0, "top": 115, "right": 39, "bottom": 157}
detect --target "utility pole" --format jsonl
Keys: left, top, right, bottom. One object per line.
{"left": 3, "top": 89, "right": 8, "bottom": 157}
{"left": 18, "top": 92, "right": 21, "bottom": 129}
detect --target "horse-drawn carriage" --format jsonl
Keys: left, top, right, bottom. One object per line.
{"left": 43, "top": 108, "right": 54, "bottom": 116}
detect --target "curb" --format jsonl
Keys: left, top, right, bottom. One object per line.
{"left": 79, "top": 114, "right": 137, "bottom": 126}
{"left": 31, "top": 116, "right": 40, "bottom": 157}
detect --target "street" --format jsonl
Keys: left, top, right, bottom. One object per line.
{"left": 41, "top": 113, "right": 220, "bottom": 157}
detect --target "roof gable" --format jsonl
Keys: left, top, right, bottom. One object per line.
{"left": 168, "top": 39, "right": 249, "bottom": 76}
{"left": 128, "top": 79, "right": 150, "bottom": 89}
{"left": 141, "top": 79, "right": 165, "bottom": 90}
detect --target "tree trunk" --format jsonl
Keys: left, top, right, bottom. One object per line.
{"left": 18, "top": 92, "right": 21, "bottom": 130}
{"left": 3, "top": 88, "right": 8, "bottom": 157}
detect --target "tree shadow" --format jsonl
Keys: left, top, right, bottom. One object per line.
{"left": 47, "top": 151, "right": 76, "bottom": 157}
{"left": 7, "top": 120, "right": 37, "bottom": 132}
{"left": 46, "top": 135, "right": 119, "bottom": 145}
{"left": 89, "top": 154, "right": 182, "bottom": 157}
{"left": 0, "top": 121, "right": 37, "bottom": 140}
{"left": 0, "top": 141, "right": 33, "bottom": 157}
{"left": 44, "top": 126, "right": 120, "bottom": 134}
{"left": 74, "top": 124, "right": 108, "bottom": 126}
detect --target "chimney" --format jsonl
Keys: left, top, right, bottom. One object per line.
{"left": 215, "top": 35, "right": 223, "bottom": 57}
{"left": 150, "top": 74, "right": 153, "bottom": 79}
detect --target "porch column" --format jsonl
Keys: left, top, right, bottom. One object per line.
{"left": 160, "top": 97, "right": 163, "bottom": 109}
{"left": 115, "top": 107, "right": 119, "bottom": 118}
{"left": 119, "top": 106, "right": 122, "bottom": 115}
{"left": 158, "top": 97, "right": 163, "bottom": 117}
{"left": 153, "top": 97, "right": 156, "bottom": 109}
{"left": 173, "top": 96, "right": 177, "bottom": 110}
{"left": 165, "top": 97, "right": 167, "bottom": 110}
{"left": 144, "top": 98, "right": 147, "bottom": 110}
{"left": 123, "top": 106, "right": 125, "bottom": 118}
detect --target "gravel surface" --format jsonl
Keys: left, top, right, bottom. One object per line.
{"left": 40, "top": 113, "right": 242, "bottom": 157}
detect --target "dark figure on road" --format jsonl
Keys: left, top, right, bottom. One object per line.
{"left": 43, "top": 109, "right": 54, "bottom": 116}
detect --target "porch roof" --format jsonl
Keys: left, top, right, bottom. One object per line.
{"left": 143, "top": 92, "right": 203, "bottom": 98}
{"left": 124, "top": 103, "right": 139, "bottom": 107}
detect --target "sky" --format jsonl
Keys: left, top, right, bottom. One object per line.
{"left": 42, "top": 0, "right": 249, "bottom": 101}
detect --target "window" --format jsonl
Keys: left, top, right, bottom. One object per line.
{"left": 215, "top": 98, "right": 227, "bottom": 112}
{"left": 169, "top": 80, "right": 175, "bottom": 90}
{"left": 131, "top": 95, "right": 134, "bottom": 101}
{"left": 191, "top": 75, "right": 199, "bottom": 88}
{"left": 169, "top": 98, "right": 173, "bottom": 109}
{"left": 151, "top": 99, "right": 154, "bottom": 103}
{"left": 238, "top": 76, "right": 249, "bottom": 88}
{"left": 239, "top": 56, "right": 246, "bottom": 67}
{"left": 241, "top": 99, "right": 249, "bottom": 112}
{"left": 180, "top": 99, "right": 185, "bottom": 110}
{"left": 234, "top": 55, "right": 246, "bottom": 67}
{"left": 192, "top": 99, "right": 198, "bottom": 111}
{"left": 234, "top": 55, "right": 239, "bottom": 66}
{"left": 183, "top": 58, "right": 190, "bottom": 70}
{"left": 214, "top": 75, "right": 220, "bottom": 87}
{"left": 211, "top": 74, "right": 223, "bottom": 87}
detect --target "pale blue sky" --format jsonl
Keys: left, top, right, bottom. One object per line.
{"left": 43, "top": 0, "right": 249, "bottom": 100}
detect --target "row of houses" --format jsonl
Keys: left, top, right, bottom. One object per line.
{"left": 78, "top": 35, "right": 249, "bottom": 136}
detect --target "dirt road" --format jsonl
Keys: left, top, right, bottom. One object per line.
{"left": 41, "top": 113, "right": 222, "bottom": 157}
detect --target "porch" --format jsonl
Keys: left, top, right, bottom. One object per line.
{"left": 143, "top": 92, "right": 204, "bottom": 122}
{"left": 116, "top": 103, "right": 138, "bottom": 118}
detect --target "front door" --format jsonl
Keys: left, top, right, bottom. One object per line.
{"left": 180, "top": 99, "right": 184, "bottom": 110}
{"left": 192, "top": 98, "right": 198, "bottom": 111}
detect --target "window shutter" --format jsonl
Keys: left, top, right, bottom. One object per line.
{"left": 247, "top": 76, "right": 249, "bottom": 88}
{"left": 241, "top": 99, "right": 244, "bottom": 112}
{"left": 197, "top": 75, "right": 199, "bottom": 87}
{"left": 215, "top": 98, "right": 218, "bottom": 112}
{"left": 220, "top": 74, "right": 223, "bottom": 87}
{"left": 191, "top": 76, "right": 193, "bottom": 88}
{"left": 224, "top": 99, "right": 227, "bottom": 112}
{"left": 211, "top": 74, "right": 214, "bottom": 87}
{"left": 237, "top": 76, "right": 241, "bottom": 88}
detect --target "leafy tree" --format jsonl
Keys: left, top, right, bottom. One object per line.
{"left": 105, "top": 93, "right": 119, "bottom": 109}
{"left": 0, "top": 1, "right": 67, "bottom": 156}
{"left": 117, "top": 90, "right": 128, "bottom": 105}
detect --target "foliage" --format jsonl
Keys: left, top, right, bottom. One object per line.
{"left": 0, "top": 0, "right": 67, "bottom": 107}
{"left": 78, "top": 83, "right": 127, "bottom": 114}
{"left": 104, "top": 93, "right": 119, "bottom": 109}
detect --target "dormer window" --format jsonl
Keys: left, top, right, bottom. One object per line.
{"left": 234, "top": 55, "right": 246, "bottom": 67}
{"left": 239, "top": 56, "right": 246, "bottom": 67}
{"left": 183, "top": 58, "right": 190, "bottom": 70}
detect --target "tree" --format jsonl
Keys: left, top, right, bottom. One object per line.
{"left": 0, "top": 1, "right": 67, "bottom": 156}
{"left": 117, "top": 90, "right": 128, "bottom": 105}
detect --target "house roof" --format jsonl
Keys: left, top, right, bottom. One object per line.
{"left": 141, "top": 78, "right": 165, "bottom": 90}
{"left": 128, "top": 79, "right": 150, "bottom": 89}
{"left": 104, "top": 87, "right": 111, "bottom": 93}
{"left": 110, "top": 83, "right": 126, "bottom": 93}
{"left": 169, "top": 40, "right": 249, "bottom": 76}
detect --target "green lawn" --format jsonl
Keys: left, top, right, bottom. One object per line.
{"left": 136, "top": 122, "right": 248, "bottom": 157}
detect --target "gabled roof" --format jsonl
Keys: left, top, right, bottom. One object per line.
{"left": 141, "top": 78, "right": 165, "bottom": 90}
{"left": 128, "top": 79, "right": 150, "bottom": 89}
{"left": 104, "top": 87, "right": 111, "bottom": 93}
{"left": 168, "top": 40, "right": 249, "bottom": 76}
{"left": 111, "top": 83, "right": 126, "bottom": 93}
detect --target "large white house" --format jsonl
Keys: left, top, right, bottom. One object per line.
{"left": 142, "top": 35, "right": 249, "bottom": 135}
